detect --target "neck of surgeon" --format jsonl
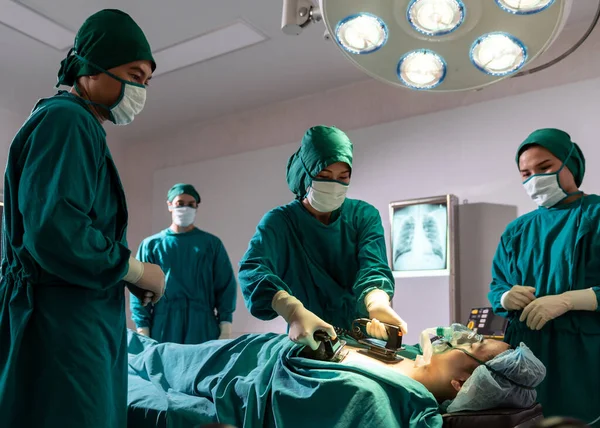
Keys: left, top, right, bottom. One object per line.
{"left": 560, "top": 192, "right": 584, "bottom": 205}
{"left": 69, "top": 79, "right": 108, "bottom": 123}
{"left": 170, "top": 223, "right": 195, "bottom": 233}
{"left": 302, "top": 198, "right": 333, "bottom": 224}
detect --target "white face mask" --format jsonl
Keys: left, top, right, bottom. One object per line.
{"left": 110, "top": 82, "right": 146, "bottom": 126}
{"left": 171, "top": 207, "right": 196, "bottom": 227}
{"left": 306, "top": 180, "right": 349, "bottom": 213}
{"left": 522, "top": 173, "right": 569, "bottom": 208}
{"left": 522, "top": 145, "right": 577, "bottom": 208}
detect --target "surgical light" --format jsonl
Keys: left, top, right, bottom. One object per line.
{"left": 284, "top": 1, "right": 594, "bottom": 92}
{"left": 397, "top": 50, "right": 446, "bottom": 89}
{"left": 495, "top": 0, "right": 556, "bottom": 15}
{"left": 470, "top": 33, "right": 527, "bottom": 76}
{"left": 407, "top": 0, "right": 465, "bottom": 36}
{"left": 335, "top": 13, "right": 388, "bottom": 54}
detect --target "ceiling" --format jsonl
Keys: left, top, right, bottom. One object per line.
{"left": 0, "top": 0, "right": 597, "bottom": 142}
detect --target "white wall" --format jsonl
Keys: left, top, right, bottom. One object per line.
{"left": 149, "top": 77, "right": 600, "bottom": 341}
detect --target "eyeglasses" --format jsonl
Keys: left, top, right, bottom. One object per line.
{"left": 443, "top": 341, "right": 534, "bottom": 390}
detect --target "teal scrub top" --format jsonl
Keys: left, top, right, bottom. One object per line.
{"left": 0, "top": 92, "right": 131, "bottom": 427}
{"left": 488, "top": 195, "right": 600, "bottom": 423}
{"left": 239, "top": 198, "right": 395, "bottom": 330}
{"left": 130, "top": 227, "right": 237, "bottom": 344}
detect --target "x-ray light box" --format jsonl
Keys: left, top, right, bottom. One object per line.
{"left": 389, "top": 195, "right": 458, "bottom": 278}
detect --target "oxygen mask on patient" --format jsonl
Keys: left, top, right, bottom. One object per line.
{"left": 415, "top": 324, "right": 483, "bottom": 368}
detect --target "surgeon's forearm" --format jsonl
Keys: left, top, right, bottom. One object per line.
{"left": 123, "top": 256, "right": 144, "bottom": 284}
{"left": 565, "top": 288, "right": 599, "bottom": 312}
{"left": 218, "top": 311, "right": 234, "bottom": 323}
{"left": 272, "top": 290, "right": 304, "bottom": 322}
{"left": 364, "top": 288, "right": 391, "bottom": 311}
{"left": 356, "top": 278, "right": 394, "bottom": 314}
{"left": 215, "top": 278, "right": 237, "bottom": 323}
{"left": 593, "top": 287, "right": 600, "bottom": 312}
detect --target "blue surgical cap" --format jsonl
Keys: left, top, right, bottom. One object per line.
{"left": 444, "top": 342, "right": 546, "bottom": 413}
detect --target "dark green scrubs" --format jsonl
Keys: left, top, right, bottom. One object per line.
{"left": 130, "top": 228, "right": 237, "bottom": 344}
{"left": 489, "top": 195, "right": 600, "bottom": 424}
{"left": 0, "top": 92, "right": 131, "bottom": 427}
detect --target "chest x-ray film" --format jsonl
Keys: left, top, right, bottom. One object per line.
{"left": 390, "top": 196, "right": 455, "bottom": 275}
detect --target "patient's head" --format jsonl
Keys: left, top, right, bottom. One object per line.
{"left": 422, "top": 339, "right": 510, "bottom": 402}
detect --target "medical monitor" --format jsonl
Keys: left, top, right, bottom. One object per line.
{"left": 389, "top": 195, "right": 458, "bottom": 278}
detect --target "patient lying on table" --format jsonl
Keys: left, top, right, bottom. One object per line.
{"left": 338, "top": 335, "right": 510, "bottom": 402}
{"left": 127, "top": 326, "right": 545, "bottom": 428}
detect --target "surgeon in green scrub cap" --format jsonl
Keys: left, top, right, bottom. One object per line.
{"left": 239, "top": 125, "right": 407, "bottom": 351}
{"left": 130, "top": 183, "right": 238, "bottom": 345}
{"left": 488, "top": 128, "right": 600, "bottom": 423}
{"left": 0, "top": 9, "right": 166, "bottom": 427}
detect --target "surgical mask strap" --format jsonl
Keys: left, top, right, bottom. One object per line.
{"left": 69, "top": 54, "right": 144, "bottom": 113}
{"left": 73, "top": 53, "right": 144, "bottom": 90}
{"left": 298, "top": 155, "right": 350, "bottom": 196}
{"left": 524, "top": 144, "right": 581, "bottom": 194}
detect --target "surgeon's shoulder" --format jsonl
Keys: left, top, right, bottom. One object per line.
{"left": 344, "top": 199, "right": 383, "bottom": 222}
{"left": 194, "top": 228, "right": 225, "bottom": 245}
{"left": 258, "top": 202, "right": 297, "bottom": 227}
{"left": 141, "top": 230, "right": 167, "bottom": 246}
{"left": 584, "top": 194, "right": 600, "bottom": 206}
{"left": 583, "top": 194, "right": 600, "bottom": 216}
{"left": 28, "top": 93, "right": 104, "bottom": 138}
{"left": 137, "top": 232, "right": 164, "bottom": 254}
{"left": 501, "top": 210, "right": 538, "bottom": 239}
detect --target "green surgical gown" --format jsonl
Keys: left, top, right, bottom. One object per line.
{"left": 127, "top": 332, "right": 441, "bottom": 428}
{"left": 0, "top": 92, "right": 131, "bottom": 427}
{"left": 130, "top": 228, "right": 237, "bottom": 344}
{"left": 239, "top": 199, "right": 395, "bottom": 330}
{"left": 488, "top": 195, "right": 600, "bottom": 424}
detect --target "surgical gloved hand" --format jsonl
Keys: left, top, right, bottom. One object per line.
{"left": 501, "top": 285, "right": 537, "bottom": 311}
{"left": 364, "top": 289, "right": 408, "bottom": 339}
{"left": 218, "top": 322, "right": 232, "bottom": 340}
{"left": 123, "top": 256, "right": 166, "bottom": 304}
{"left": 272, "top": 290, "right": 336, "bottom": 351}
{"left": 520, "top": 289, "right": 598, "bottom": 330}
{"left": 126, "top": 283, "right": 154, "bottom": 307}
{"left": 137, "top": 327, "right": 150, "bottom": 336}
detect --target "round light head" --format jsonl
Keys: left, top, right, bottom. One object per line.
{"left": 335, "top": 13, "right": 388, "bottom": 55}
{"left": 407, "top": 0, "right": 466, "bottom": 36}
{"left": 495, "top": 0, "right": 555, "bottom": 15}
{"left": 397, "top": 49, "right": 447, "bottom": 90}
{"left": 470, "top": 32, "right": 527, "bottom": 76}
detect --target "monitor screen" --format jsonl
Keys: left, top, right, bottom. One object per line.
{"left": 391, "top": 202, "right": 448, "bottom": 272}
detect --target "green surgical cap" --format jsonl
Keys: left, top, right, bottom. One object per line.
{"left": 286, "top": 125, "right": 353, "bottom": 198}
{"left": 57, "top": 9, "right": 155, "bottom": 87}
{"left": 516, "top": 128, "right": 586, "bottom": 187}
{"left": 167, "top": 184, "right": 201, "bottom": 204}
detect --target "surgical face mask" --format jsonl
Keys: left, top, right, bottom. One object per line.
{"left": 73, "top": 54, "right": 147, "bottom": 126}
{"left": 523, "top": 172, "right": 570, "bottom": 208}
{"left": 522, "top": 146, "right": 579, "bottom": 208}
{"left": 306, "top": 179, "right": 349, "bottom": 213}
{"left": 109, "top": 81, "right": 146, "bottom": 126}
{"left": 171, "top": 207, "right": 196, "bottom": 227}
